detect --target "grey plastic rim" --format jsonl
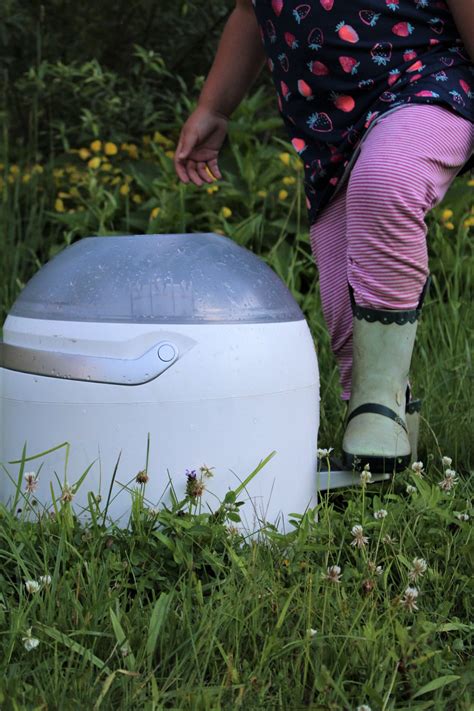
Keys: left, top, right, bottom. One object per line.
{"left": 0, "top": 339, "right": 179, "bottom": 386}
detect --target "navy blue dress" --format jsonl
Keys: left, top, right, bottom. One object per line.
{"left": 251, "top": 0, "right": 474, "bottom": 225}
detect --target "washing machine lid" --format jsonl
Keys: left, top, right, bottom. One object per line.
{"left": 9, "top": 233, "right": 304, "bottom": 324}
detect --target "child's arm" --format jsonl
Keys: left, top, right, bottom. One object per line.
{"left": 198, "top": 0, "right": 267, "bottom": 119}
{"left": 445, "top": 0, "right": 474, "bottom": 62}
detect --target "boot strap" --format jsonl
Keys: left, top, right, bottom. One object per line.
{"left": 347, "top": 403, "right": 408, "bottom": 434}
{"left": 406, "top": 399, "right": 422, "bottom": 415}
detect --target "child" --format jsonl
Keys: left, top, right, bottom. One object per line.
{"left": 174, "top": 0, "right": 473, "bottom": 472}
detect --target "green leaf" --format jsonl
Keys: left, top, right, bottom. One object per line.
{"left": 146, "top": 592, "right": 172, "bottom": 663}
{"left": 412, "top": 675, "right": 461, "bottom": 698}
{"left": 40, "top": 625, "right": 112, "bottom": 675}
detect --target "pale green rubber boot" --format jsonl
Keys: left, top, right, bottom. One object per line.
{"left": 406, "top": 393, "right": 422, "bottom": 464}
{"left": 342, "top": 281, "right": 429, "bottom": 473}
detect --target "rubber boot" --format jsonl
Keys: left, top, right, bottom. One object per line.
{"left": 406, "top": 387, "right": 422, "bottom": 464}
{"left": 342, "top": 280, "right": 429, "bottom": 473}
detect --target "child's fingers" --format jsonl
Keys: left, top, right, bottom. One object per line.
{"left": 207, "top": 159, "right": 222, "bottom": 180}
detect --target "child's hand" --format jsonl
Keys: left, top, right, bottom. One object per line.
{"left": 174, "top": 106, "right": 228, "bottom": 186}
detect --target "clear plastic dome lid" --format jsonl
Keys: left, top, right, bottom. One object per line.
{"left": 9, "top": 233, "right": 304, "bottom": 324}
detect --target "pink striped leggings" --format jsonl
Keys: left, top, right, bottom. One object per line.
{"left": 309, "top": 104, "right": 474, "bottom": 400}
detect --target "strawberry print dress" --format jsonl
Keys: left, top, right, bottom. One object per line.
{"left": 251, "top": 0, "right": 474, "bottom": 225}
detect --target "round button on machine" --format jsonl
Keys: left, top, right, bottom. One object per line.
{"left": 157, "top": 343, "right": 177, "bottom": 362}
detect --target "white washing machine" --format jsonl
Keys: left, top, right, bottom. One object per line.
{"left": 0, "top": 233, "right": 321, "bottom": 535}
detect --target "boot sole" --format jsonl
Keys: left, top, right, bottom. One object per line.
{"left": 342, "top": 451, "right": 411, "bottom": 474}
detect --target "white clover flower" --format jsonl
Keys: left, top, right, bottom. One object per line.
{"left": 401, "top": 586, "right": 419, "bottom": 612}
{"left": 441, "top": 456, "right": 452, "bottom": 468}
{"left": 360, "top": 468, "right": 373, "bottom": 485}
{"left": 438, "top": 470, "right": 459, "bottom": 492}
{"left": 351, "top": 525, "right": 369, "bottom": 548}
{"left": 455, "top": 512, "right": 469, "bottom": 521}
{"left": 317, "top": 447, "right": 334, "bottom": 459}
{"left": 199, "top": 464, "right": 215, "bottom": 478}
{"left": 60, "top": 482, "right": 75, "bottom": 504}
{"left": 357, "top": 705, "right": 372, "bottom": 711}
{"left": 24, "top": 472, "right": 38, "bottom": 494}
{"left": 39, "top": 575, "right": 52, "bottom": 586}
{"left": 307, "top": 628, "right": 318, "bottom": 637}
{"left": 367, "top": 560, "right": 383, "bottom": 576}
{"left": 411, "top": 461, "right": 424, "bottom": 476}
{"left": 406, "top": 484, "right": 417, "bottom": 495}
{"left": 408, "top": 558, "right": 428, "bottom": 582}
{"left": 22, "top": 628, "right": 40, "bottom": 651}
{"left": 324, "top": 565, "right": 342, "bottom": 583}
{"left": 25, "top": 580, "right": 40, "bottom": 594}
{"left": 373, "top": 509, "right": 388, "bottom": 520}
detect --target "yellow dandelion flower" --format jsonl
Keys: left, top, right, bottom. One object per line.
{"left": 150, "top": 207, "right": 161, "bottom": 220}
{"left": 206, "top": 185, "right": 219, "bottom": 195}
{"left": 294, "top": 159, "right": 303, "bottom": 171}
{"left": 104, "top": 142, "right": 118, "bottom": 156}
{"left": 101, "top": 162, "right": 112, "bottom": 172}
{"left": 32, "top": 164, "right": 44, "bottom": 174}
{"left": 58, "top": 191, "right": 71, "bottom": 198}
{"left": 55, "top": 198, "right": 65, "bottom": 213}
{"left": 463, "top": 217, "right": 474, "bottom": 228}
{"left": 204, "top": 165, "right": 218, "bottom": 181}
{"left": 444, "top": 222, "right": 455, "bottom": 230}
{"left": 279, "top": 189, "right": 289, "bottom": 201}
{"left": 127, "top": 144, "right": 139, "bottom": 159}
{"left": 7, "top": 175, "right": 15, "bottom": 184}
{"left": 119, "top": 184, "right": 130, "bottom": 196}
{"left": 70, "top": 172, "right": 82, "bottom": 183}
{"left": 468, "top": 179, "right": 474, "bottom": 186}
{"left": 88, "top": 157, "right": 101, "bottom": 170}
{"left": 165, "top": 150, "right": 175, "bottom": 159}
{"left": 257, "top": 190, "right": 267, "bottom": 198}
{"left": 53, "top": 169, "right": 65, "bottom": 179}
{"left": 90, "top": 140, "right": 102, "bottom": 153}
{"left": 153, "top": 131, "right": 172, "bottom": 147}
{"left": 111, "top": 177, "right": 121, "bottom": 186}
{"left": 9, "top": 165, "right": 20, "bottom": 175}
{"left": 22, "top": 174, "right": 31, "bottom": 184}
{"left": 221, "top": 206, "right": 232, "bottom": 219}
{"left": 279, "top": 153, "right": 291, "bottom": 166}
{"left": 79, "top": 148, "right": 91, "bottom": 160}
{"left": 124, "top": 175, "right": 133, "bottom": 184}
{"left": 283, "top": 176, "right": 296, "bottom": 185}
{"left": 441, "top": 208, "right": 453, "bottom": 221}
{"left": 132, "top": 194, "right": 143, "bottom": 204}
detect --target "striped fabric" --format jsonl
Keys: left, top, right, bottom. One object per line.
{"left": 309, "top": 103, "right": 473, "bottom": 399}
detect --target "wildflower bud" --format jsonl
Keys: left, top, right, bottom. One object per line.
{"left": 362, "top": 579, "right": 375, "bottom": 594}
{"left": 25, "top": 580, "right": 41, "bottom": 594}
{"left": 136, "top": 470, "right": 149, "bottom": 484}
{"left": 442, "top": 456, "right": 452, "bottom": 467}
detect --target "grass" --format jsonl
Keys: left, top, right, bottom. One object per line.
{"left": 0, "top": 101, "right": 473, "bottom": 707}
{"left": 0, "top": 450, "right": 472, "bottom": 708}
